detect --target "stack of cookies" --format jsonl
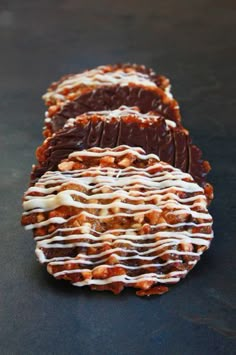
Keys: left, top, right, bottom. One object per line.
{"left": 22, "top": 64, "right": 214, "bottom": 296}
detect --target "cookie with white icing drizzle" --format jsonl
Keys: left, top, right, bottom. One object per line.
{"left": 42, "top": 64, "right": 179, "bottom": 137}
{"left": 22, "top": 146, "right": 213, "bottom": 296}
{"left": 33, "top": 106, "right": 213, "bottom": 202}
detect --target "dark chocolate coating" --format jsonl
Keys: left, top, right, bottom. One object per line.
{"left": 49, "top": 85, "right": 180, "bottom": 134}
{"left": 33, "top": 117, "right": 210, "bottom": 187}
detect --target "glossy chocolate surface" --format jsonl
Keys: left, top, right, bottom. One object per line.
{"left": 33, "top": 116, "right": 210, "bottom": 188}
{"left": 49, "top": 85, "right": 180, "bottom": 133}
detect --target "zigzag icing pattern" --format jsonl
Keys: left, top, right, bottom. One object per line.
{"left": 22, "top": 146, "right": 213, "bottom": 292}
{"left": 43, "top": 65, "right": 170, "bottom": 104}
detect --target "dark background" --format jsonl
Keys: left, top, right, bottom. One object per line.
{"left": 0, "top": 1, "right": 235, "bottom": 354}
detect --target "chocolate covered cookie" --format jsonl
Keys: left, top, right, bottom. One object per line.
{"left": 42, "top": 64, "right": 179, "bottom": 137}
{"left": 33, "top": 107, "right": 213, "bottom": 201}
{"left": 22, "top": 146, "right": 213, "bottom": 296}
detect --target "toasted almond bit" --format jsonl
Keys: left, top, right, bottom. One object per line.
{"left": 68, "top": 93, "right": 77, "bottom": 101}
{"left": 112, "top": 207, "right": 120, "bottom": 214}
{"left": 48, "top": 105, "right": 59, "bottom": 117}
{"left": 129, "top": 191, "right": 140, "bottom": 197}
{"left": 135, "top": 280, "right": 154, "bottom": 290}
{"left": 134, "top": 214, "right": 144, "bottom": 223}
{"left": 89, "top": 199, "right": 98, "bottom": 204}
{"left": 179, "top": 242, "right": 193, "bottom": 252}
{"left": 118, "top": 156, "right": 134, "bottom": 167}
{"left": 107, "top": 254, "right": 119, "bottom": 265}
{"left": 72, "top": 219, "right": 81, "bottom": 227}
{"left": 92, "top": 266, "right": 109, "bottom": 279}
{"left": 101, "top": 186, "right": 111, "bottom": 193}
{"left": 81, "top": 270, "right": 92, "bottom": 280}
{"left": 99, "top": 209, "right": 109, "bottom": 216}
{"left": 48, "top": 225, "right": 56, "bottom": 233}
{"left": 125, "top": 230, "right": 137, "bottom": 236}
{"left": 137, "top": 199, "right": 145, "bottom": 205}
{"left": 36, "top": 214, "right": 45, "bottom": 222}
{"left": 111, "top": 199, "right": 121, "bottom": 214}
{"left": 197, "top": 245, "right": 207, "bottom": 253}
{"left": 139, "top": 223, "right": 151, "bottom": 234}
{"left": 87, "top": 247, "right": 97, "bottom": 255}
{"left": 58, "top": 161, "right": 75, "bottom": 171}
{"left": 153, "top": 196, "right": 161, "bottom": 204}
{"left": 158, "top": 216, "right": 166, "bottom": 224}
{"left": 64, "top": 263, "right": 74, "bottom": 270}
{"left": 166, "top": 212, "right": 189, "bottom": 224}
{"left": 100, "top": 156, "right": 115, "bottom": 166}
{"left": 77, "top": 213, "right": 87, "bottom": 224}
{"left": 80, "top": 223, "right": 91, "bottom": 234}
{"left": 100, "top": 234, "right": 113, "bottom": 242}
{"left": 60, "top": 87, "right": 70, "bottom": 95}
{"left": 147, "top": 210, "right": 160, "bottom": 224}
{"left": 131, "top": 223, "right": 142, "bottom": 229}
{"left": 75, "top": 254, "right": 85, "bottom": 263}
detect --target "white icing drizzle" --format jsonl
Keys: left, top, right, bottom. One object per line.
{"left": 64, "top": 106, "right": 176, "bottom": 129}
{"left": 68, "top": 145, "right": 159, "bottom": 160}
{"left": 43, "top": 65, "right": 171, "bottom": 103}
{"left": 23, "top": 146, "right": 213, "bottom": 288}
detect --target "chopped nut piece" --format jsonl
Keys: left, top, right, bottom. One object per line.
{"left": 100, "top": 156, "right": 115, "bottom": 166}
{"left": 58, "top": 161, "right": 75, "bottom": 171}
{"left": 36, "top": 214, "right": 45, "bottom": 222}
{"left": 99, "top": 209, "right": 109, "bottom": 216}
{"left": 92, "top": 266, "right": 109, "bottom": 279}
{"left": 107, "top": 254, "right": 119, "bottom": 265}
{"left": 146, "top": 210, "right": 160, "bottom": 224}
{"left": 179, "top": 242, "right": 193, "bottom": 252}
{"left": 133, "top": 214, "right": 144, "bottom": 223}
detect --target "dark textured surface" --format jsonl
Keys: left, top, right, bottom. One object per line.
{"left": 33, "top": 115, "right": 211, "bottom": 191}
{"left": 0, "top": 1, "right": 236, "bottom": 354}
{"left": 50, "top": 85, "right": 180, "bottom": 133}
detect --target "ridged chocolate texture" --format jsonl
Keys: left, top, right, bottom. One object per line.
{"left": 49, "top": 85, "right": 179, "bottom": 134}
{"left": 33, "top": 116, "right": 211, "bottom": 194}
